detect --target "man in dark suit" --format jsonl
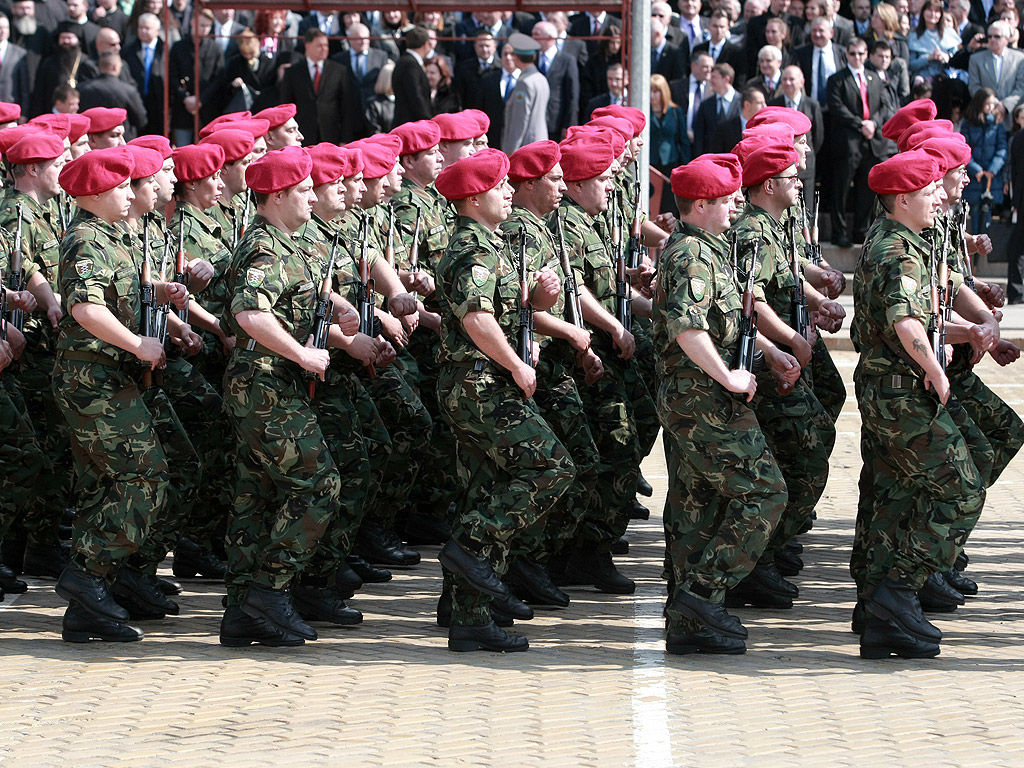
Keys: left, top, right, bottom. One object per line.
{"left": 746, "top": 43, "right": 785, "bottom": 100}
{"left": 568, "top": 11, "right": 621, "bottom": 55}
{"left": 211, "top": 9, "right": 246, "bottom": 63}
{"left": 745, "top": 0, "right": 805, "bottom": 76}
{"left": 545, "top": 12, "right": 588, "bottom": 67}
{"left": 456, "top": 12, "right": 513, "bottom": 62}
{"left": 793, "top": 17, "right": 846, "bottom": 109}
{"left": 122, "top": 13, "right": 163, "bottom": 136}
{"left": 827, "top": 37, "right": 892, "bottom": 247}
{"left": 392, "top": 26, "right": 433, "bottom": 127}
{"left": 692, "top": 62, "right": 742, "bottom": 156}
{"left": 454, "top": 30, "right": 500, "bottom": 110}
{"left": 670, "top": 51, "right": 713, "bottom": 144}
{"left": 651, "top": 18, "right": 687, "bottom": 82}
{"left": 532, "top": 20, "right": 579, "bottom": 140}
{"left": 478, "top": 42, "right": 512, "bottom": 148}
{"left": 280, "top": 28, "right": 362, "bottom": 144}
{"left": 91, "top": 0, "right": 129, "bottom": 41}
{"left": 772, "top": 65, "right": 825, "bottom": 204}
{"left": 92, "top": 27, "right": 136, "bottom": 88}
{"left": 335, "top": 23, "right": 389, "bottom": 112}
{"left": 708, "top": 85, "right": 765, "bottom": 153}
{"left": 694, "top": 10, "right": 747, "bottom": 81}
{"left": 0, "top": 16, "right": 27, "bottom": 104}
{"left": 582, "top": 61, "right": 627, "bottom": 122}
{"left": 76, "top": 51, "right": 146, "bottom": 138}
{"left": 653, "top": 2, "right": 686, "bottom": 49}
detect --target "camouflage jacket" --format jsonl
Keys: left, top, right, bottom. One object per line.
{"left": 733, "top": 204, "right": 797, "bottom": 322}
{"left": 436, "top": 215, "right": 522, "bottom": 366}
{"left": 57, "top": 209, "right": 143, "bottom": 363}
{"left": 559, "top": 196, "right": 616, "bottom": 319}
{"left": 0, "top": 189, "right": 58, "bottom": 293}
{"left": 391, "top": 178, "right": 449, "bottom": 277}
{"left": 852, "top": 217, "right": 934, "bottom": 379}
{"left": 501, "top": 205, "right": 565, "bottom": 340}
{"left": 169, "top": 201, "right": 233, "bottom": 321}
{"left": 652, "top": 220, "right": 741, "bottom": 379}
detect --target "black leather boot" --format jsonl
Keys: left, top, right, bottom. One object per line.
{"left": 507, "top": 557, "right": 570, "bottom": 607}
{"left": 866, "top": 578, "right": 941, "bottom": 643}
{"left": 172, "top": 538, "right": 227, "bottom": 579}
{"left": 860, "top": 614, "right": 941, "bottom": 659}
{"left": 62, "top": 601, "right": 143, "bottom": 643}
{"left": 219, "top": 606, "right": 305, "bottom": 647}
{"left": 565, "top": 549, "right": 635, "bottom": 594}
{"left": 292, "top": 583, "right": 363, "bottom": 625}
{"left": 241, "top": 584, "right": 317, "bottom": 641}
{"left": 55, "top": 561, "right": 129, "bottom": 623}
{"left": 448, "top": 621, "right": 529, "bottom": 652}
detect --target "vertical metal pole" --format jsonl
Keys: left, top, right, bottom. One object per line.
{"left": 193, "top": 1, "right": 202, "bottom": 141}
{"left": 629, "top": 0, "right": 651, "bottom": 218}
{"left": 163, "top": 0, "right": 171, "bottom": 138}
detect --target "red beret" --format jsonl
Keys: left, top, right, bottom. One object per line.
{"left": 66, "top": 114, "right": 91, "bottom": 143}
{"left": 347, "top": 138, "right": 398, "bottom": 179}
{"left": 432, "top": 112, "right": 477, "bottom": 142}
{"left": 307, "top": 143, "right": 363, "bottom": 186}
{"left": 6, "top": 132, "right": 65, "bottom": 164}
{"left": 81, "top": 106, "right": 127, "bottom": 134}
{"left": 591, "top": 104, "right": 646, "bottom": 135}
{"left": 882, "top": 98, "right": 938, "bottom": 142}
{"left": 29, "top": 113, "right": 71, "bottom": 140}
{"left": 245, "top": 146, "right": 313, "bottom": 194}
{"left": 565, "top": 124, "right": 626, "bottom": 157}
{"left": 253, "top": 104, "right": 297, "bottom": 130}
{"left": 559, "top": 132, "right": 616, "bottom": 181}
{"left": 199, "top": 111, "right": 252, "bottom": 137}
{"left": 210, "top": 118, "right": 271, "bottom": 141}
{"left": 435, "top": 148, "right": 509, "bottom": 201}
{"left": 126, "top": 145, "right": 164, "bottom": 179}
{"left": 868, "top": 149, "right": 943, "bottom": 195}
{"left": 59, "top": 146, "right": 134, "bottom": 196}
{"left": 671, "top": 153, "right": 742, "bottom": 200}
{"left": 362, "top": 132, "right": 403, "bottom": 157}
{"left": 588, "top": 115, "right": 635, "bottom": 144}
{"left": 172, "top": 144, "right": 225, "bottom": 182}
{"left": 897, "top": 119, "right": 953, "bottom": 152}
{"left": 128, "top": 134, "right": 172, "bottom": 159}
{"left": 0, "top": 101, "right": 21, "bottom": 124}
{"left": 918, "top": 136, "right": 972, "bottom": 173}
{"left": 746, "top": 106, "right": 812, "bottom": 137}
{"left": 741, "top": 123, "right": 796, "bottom": 144}
{"left": 391, "top": 119, "right": 441, "bottom": 156}
{"left": 741, "top": 143, "right": 800, "bottom": 188}
{"left": 199, "top": 128, "right": 254, "bottom": 163}
{"left": 0, "top": 124, "right": 46, "bottom": 155}
{"left": 508, "top": 140, "right": 561, "bottom": 182}
{"left": 733, "top": 134, "right": 778, "bottom": 164}
{"left": 463, "top": 108, "right": 491, "bottom": 136}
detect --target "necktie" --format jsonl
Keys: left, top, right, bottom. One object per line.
{"left": 593, "top": 18, "right": 600, "bottom": 36}
{"left": 143, "top": 45, "right": 154, "bottom": 95}
{"left": 711, "top": 43, "right": 719, "bottom": 61}
{"left": 504, "top": 72, "right": 516, "bottom": 101}
{"left": 718, "top": 96, "right": 724, "bottom": 118}
{"left": 995, "top": 54, "right": 1003, "bottom": 82}
{"left": 539, "top": 54, "right": 548, "bottom": 75}
{"left": 688, "top": 21, "right": 697, "bottom": 46}
{"left": 357, "top": 53, "right": 365, "bottom": 78}
{"left": 857, "top": 72, "right": 869, "bottom": 120}
{"left": 817, "top": 48, "right": 827, "bottom": 104}
{"left": 313, "top": 63, "right": 322, "bottom": 94}
{"left": 694, "top": 82, "right": 702, "bottom": 112}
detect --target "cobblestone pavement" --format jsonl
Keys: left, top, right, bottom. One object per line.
{"left": 1, "top": 351, "right": 1022, "bottom": 768}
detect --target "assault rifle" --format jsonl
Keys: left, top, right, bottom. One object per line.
{"left": 6, "top": 205, "right": 25, "bottom": 331}
{"left": 555, "top": 208, "right": 583, "bottom": 329}
{"left": 237, "top": 189, "right": 253, "bottom": 248}
{"left": 734, "top": 239, "right": 760, "bottom": 373}
{"left": 173, "top": 216, "right": 189, "bottom": 324}
{"left": 307, "top": 232, "right": 339, "bottom": 399}
{"left": 511, "top": 226, "right": 534, "bottom": 366}
{"left": 140, "top": 216, "right": 157, "bottom": 388}
{"left": 801, "top": 191, "right": 822, "bottom": 266}
{"left": 626, "top": 179, "right": 644, "bottom": 269}
{"left": 957, "top": 203, "right": 975, "bottom": 291}
{"left": 928, "top": 230, "right": 946, "bottom": 371}
{"left": 408, "top": 208, "right": 421, "bottom": 299}
{"left": 384, "top": 202, "right": 396, "bottom": 268}
{"left": 612, "top": 192, "right": 632, "bottom": 332}
{"left": 357, "top": 216, "right": 382, "bottom": 378}
{"left": 788, "top": 217, "right": 809, "bottom": 340}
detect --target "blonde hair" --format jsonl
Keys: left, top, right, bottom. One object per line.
{"left": 375, "top": 60, "right": 395, "bottom": 96}
{"left": 650, "top": 74, "right": 677, "bottom": 116}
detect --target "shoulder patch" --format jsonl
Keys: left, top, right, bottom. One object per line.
{"left": 690, "top": 277, "right": 707, "bottom": 301}
{"left": 515, "top": 92, "right": 526, "bottom": 102}
{"left": 472, "top": 265, "right": 491, "bottom": 285}
{"left": 75, "top": 259, "right": 93, "bottom": 278}
{"left": 900, "top": 275, "right": 918, "bottom": 295}
{"left": 246, "top": 267, "right": 266, "bottom": 288}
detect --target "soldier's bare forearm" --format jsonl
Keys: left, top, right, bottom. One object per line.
{"left": 236, "top": 309, "right": 308, "bottom": 366}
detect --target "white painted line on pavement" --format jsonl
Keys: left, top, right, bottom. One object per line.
{"left": 631, "top": 588, "right": 673, "bottom": 767}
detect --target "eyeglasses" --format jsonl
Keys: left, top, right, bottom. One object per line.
{"left": 772, "top": 174, "right": 801, "bottom": 182}
{"left": 847, "top": 49, "right": 868, "bottom": 56}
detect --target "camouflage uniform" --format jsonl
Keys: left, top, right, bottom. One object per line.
{"left": 52, "top": 209, "right": 171, "bottom": 577}
{"left": 653, "top": 220, "right": 787, "bottom": 634}
{"left": 391, "top": 178, "right": 459, "bottom": 516}
{"left": 0, "top": 378, "right": 49, "bottom": 545}
{"left": 435, "top": 214, "right": 575, "bottom": 626}
{"left": 851, "top": 217, "right": 985, "bottom": 595}
{"left": 0, "top": 191, "right": 73, "bottom": 549}
{"left": 221, "top": 214, "right": 341, "bottom": 606}
{"left": 502, "top": 205, "right": 599, "bottom": 561}
{"left": 558, "top": 196, "right": 651, "bottom": 553}
{"left": 733, "top": 206, "right": 836, "bottom": 563}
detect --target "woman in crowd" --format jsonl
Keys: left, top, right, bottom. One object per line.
{"left": 581, "top": 24, "right": 622, "bottom": 118}
{"left": 365, "top": 61, "right": 396, "bottom": 134}
{"left": 425, "top": 56, "right": 459, "bottom": 116}
{"left": 253, "top": 10, "right": 298, "bottom": 67}
{"left": 766, "top": 17, "right": 796, "bottom": 67}
{"left": 649, "top": 74, "right": 688, "bottom": 214}
{"left": 961, "top": 87, "right": 1008, "bottom": 233}
{"left": 864, "top": 2, "right": 910, "bottom": 62}
{"left": 218, "top": 28, "right": 278, "bottom": 113}
{"left": 907, "top": 0, "right": 961, "bottom": 81}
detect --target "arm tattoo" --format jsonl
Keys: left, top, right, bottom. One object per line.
{"left": 912, "top": 337, "right": 928, "bottom": 356}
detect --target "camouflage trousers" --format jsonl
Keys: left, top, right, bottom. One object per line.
{"left": 10, "top": 322, "right": 73, "bottom": 546}
{"left": 0, "top": 377, "right": 48, "bottom": 541}
{"left": 52, "top": 357, "right": 170, "bottom": 578}
{"left": 403, "top": 332, "right": 459, "bottom": 517}
{"left": 160, "top": 352, "right": 235, "bottom": 549}
{"left": 572, "top": 338, "right": 651, "bottom": 551}
{"left": 358, "top": 362, "right": 431, "bottom": 529}
{"left": 133, "top": 366, "right": 202, "bottom": 575}
{"left": 437, "top": 363, "right": 575, "bottom": 626}
{"left": 658, "top": 374, "right": 787, "bottom": 634}
{"left": 631, "top": 319, "right": 663, "bottom": 459}
{"left": 306, "top": 368, "right": 374, "bottom": 584}
{"left": 222, "top": 352, "right": 341, "bottom": 605}
{"left": 852, "top": 375, "right": 986, "bottom": 595}
{"left": 752, "top": 372, "right": 835, "bottom": 562}
{"left": 516, "top": 354, "right": 600, "bottom": 561}
{"left": 809, "top": 335, "right": 846, "bottom": 425}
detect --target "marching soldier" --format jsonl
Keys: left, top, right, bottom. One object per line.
{"left": 81, "top": 107, "right": 128, "bottom": 149}
{"left": 433, "top": 148, "right": 575, "bottom": 652}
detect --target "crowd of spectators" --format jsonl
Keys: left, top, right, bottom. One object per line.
{"left": 3, "top": 0, "right": 1024, "bottom": 245}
